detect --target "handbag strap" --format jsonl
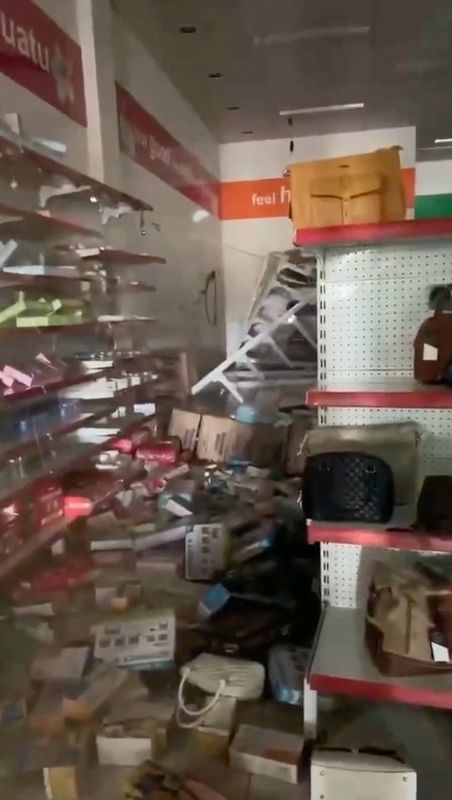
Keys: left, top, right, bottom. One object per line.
{"left": 176, "top": 666, "right": 226, "bottom": 729}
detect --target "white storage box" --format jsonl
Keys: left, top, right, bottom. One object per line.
{"left": 96, "top": 724, "right": 153, "bottom": 766}
{"left": 311, "top": 749, "right": 416, "bottom": 800}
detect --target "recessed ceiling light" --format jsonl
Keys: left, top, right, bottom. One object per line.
{"left": 208, "top": 72, "right": 223, "bottom": 79}
{"left": 254, "top": 25, "right": 370, "bottom": 47}
{"left": 179, "top": 25, "right": 197, "bottom": 33}
{"left": 242, "top": 130, "right": 254, "bottom": 135}
{"left": 279, "top": 102, "right": 364, "bottom": 117}
{"left": 228, "top": 106, "right": 240, "bottom": 111}
{"left": 434, "top": 138, "right": 452, "bottom": 144}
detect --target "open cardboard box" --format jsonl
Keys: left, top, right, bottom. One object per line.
{"left": 169, "top": 408, "right": 286, "bottom": 467}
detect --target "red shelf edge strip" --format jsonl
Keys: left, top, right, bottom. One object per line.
{"left": 307, "top": 389, "right": 452, "bottom": 409}
{"left": 295, "top": 217, "right": 452, "bottom": 248}
{"left": 308, "top": 524, "right": 452, "bottom": 553}
{"left": 310, "top": 673, "right": 452, "bottom": 710}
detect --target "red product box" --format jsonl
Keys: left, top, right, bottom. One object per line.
{"left": 32, "top": 479, "right": 64, "bottom": 529}
{"left": 110, "top": 426, "right": 153, "bottom": 455}
{"left": 135, "top": 439, "right": 181, "bottom": 467}
{"left": 63, "top": 473, "right": 117, "bottom": 519}
{"left": 12, "top": 556, "right": 95, "bottom": 602}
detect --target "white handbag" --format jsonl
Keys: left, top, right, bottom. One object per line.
{"left": 176, "top": 653, "right": 265, "bottom": 729}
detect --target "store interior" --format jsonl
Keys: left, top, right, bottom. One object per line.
{"left": 1, "top": 2, "right": 452, "bottom": 799}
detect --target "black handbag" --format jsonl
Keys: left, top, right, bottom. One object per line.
{"left": 302, "top": 452, "right": 395, "bottom": 523}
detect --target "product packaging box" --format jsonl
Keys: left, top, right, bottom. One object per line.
{"left": 96, "top": 722, "right": 153, "bottom": 767}
{"left": 168, "top": 409, "right": 202, "bottom": 451}
{"left": 30, "top": 681, "right": 82, "bottom": 736}
{"left": 268, "top": 645, "right": 310, "bottom": 706}
{"left": 62, "top": 663, "right": 127, "bottom": 722}
{"left": 105, "top": 672, "right": 176, "bottom": 750}
{"left": 30, "top": 647, "right": 90, "bottom": 683}
{"left": 93, "top": 608, "right": 175, "bottom": 670}
{"left": 229, "top": 724, "right": 304, "bottom": 784}
{"left": 185, "top": 523, "right": 229, "bottom": 580}
{"left": 290, "top": 145, "right": 406, "bottom": 229}
{"left": 196, "top": 414, "right": 285, "bottom": 467}
{"left": 43, "top": 765, "right": 80, "bottom": 800}
{"left": 192, "top": 696, "right": 237, "bottom": 757}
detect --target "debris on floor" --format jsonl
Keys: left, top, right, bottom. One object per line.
{"left": 0, "top": 401, "right": 319, "bottom": 800}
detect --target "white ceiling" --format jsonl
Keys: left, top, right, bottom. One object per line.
{"left": 114, "top": 0, "right": 452, "bottom": 159}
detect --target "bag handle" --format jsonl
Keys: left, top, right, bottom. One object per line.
{"left": 176, "top": 666, "right": 226, "bottom": 729}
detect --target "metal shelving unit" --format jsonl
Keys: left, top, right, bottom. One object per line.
{"left": 300, "top": 219, "right": 452, "bottom": 732}
{"left": 0, "top": 124, "right": 168, "bottom": 581}
{"left": 310, "top": 607, "right": 452, "bottom": 710}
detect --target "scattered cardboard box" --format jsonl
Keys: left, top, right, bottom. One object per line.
{"left": 30, "top": 647, "right": 90, "bottom": 683}
{"left": 43, "top": 765, "right": 80, "bottom": 800}
{"left": 192, "top": 696, "right": 237, "bottom": 757}
{"left": 168, "top": 409, "right": 202, "bottom": 451}
{"left": 96, "top": 722, "right": 153, "bottom": 766}
{"left": 229, "top": 724, "right": 304, "bottom": 784}
{"left": 62, "top": 663, "right": 127, "bottom": 722}
{"left": 196, "top": 414, "right": 285, "bottom": 468}
{"left": 30, "top": 682, "right": 81, "bottom": 736}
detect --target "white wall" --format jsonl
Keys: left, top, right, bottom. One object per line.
{"left": 221, "top": 127, "right": 415, "bottom": 353}
{"left": 110, "top": 14, "right": 224, "bottom": 366}
{"left": 416, "top": 160, "right": 452, "bottom": 195}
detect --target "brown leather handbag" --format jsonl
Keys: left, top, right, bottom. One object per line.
{"left": 366, "top": 561, "right": 452, "bottom": 676}
{"left": 309, "top": 173, "right": 383, "bottom": 227}
{"left": 414, "top": 290, "right": 452, "bottom": 383}
{"left": 289, "top": 146, "right": 406, "bottom": 229}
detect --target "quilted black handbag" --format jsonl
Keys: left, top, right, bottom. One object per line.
{"left": 303, "top": 452, "right": 395, "bottom": 523}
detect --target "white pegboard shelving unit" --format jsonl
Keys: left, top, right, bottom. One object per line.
{"left": 296, "top": 218, "right": 452, "bottom": 722}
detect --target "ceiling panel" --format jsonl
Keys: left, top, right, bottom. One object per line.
{"left": 114, "top": 0, "right": 452, "bottom": 156}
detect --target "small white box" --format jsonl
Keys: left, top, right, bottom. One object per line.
{"left": 96, "top": 727, "right": 153, "bottom": 766}
{"left": 311, "top": 749, "right": 416, "bottom": 800}
{"left": 229, "top": 724, "right": 304, "bottom": 784}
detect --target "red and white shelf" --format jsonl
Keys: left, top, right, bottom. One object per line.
{"left": 294, "top": 217, "right": 452, "bottom": 248}
{"left": 308, "top": 520, "right": 452, "bottom": 554}
{"left": 0, "top": 460, "right": 145, "bottom": 581}
{"left": 306, "top": 381, "right": 452, "bottom": 409}
{"left": 309, "top": 607, "right": 452, "bottom": 711}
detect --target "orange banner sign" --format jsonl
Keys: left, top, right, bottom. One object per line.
{"left": 220, "top": 169, "right": 415, "bottom": 221}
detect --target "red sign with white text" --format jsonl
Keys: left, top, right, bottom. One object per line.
{"left": 116, "top": 82, "right": 219, "bottom": 215}
{"left": 0, "top": 0, "right": 86, "bottom": 126}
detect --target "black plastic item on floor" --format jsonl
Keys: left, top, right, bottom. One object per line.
{"left": 303, "top": 451, "right": 395, "bottom": 523}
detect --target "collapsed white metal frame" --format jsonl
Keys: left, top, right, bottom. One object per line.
{"left": 192, "top": 252, "right": 317, "bottom": 402}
